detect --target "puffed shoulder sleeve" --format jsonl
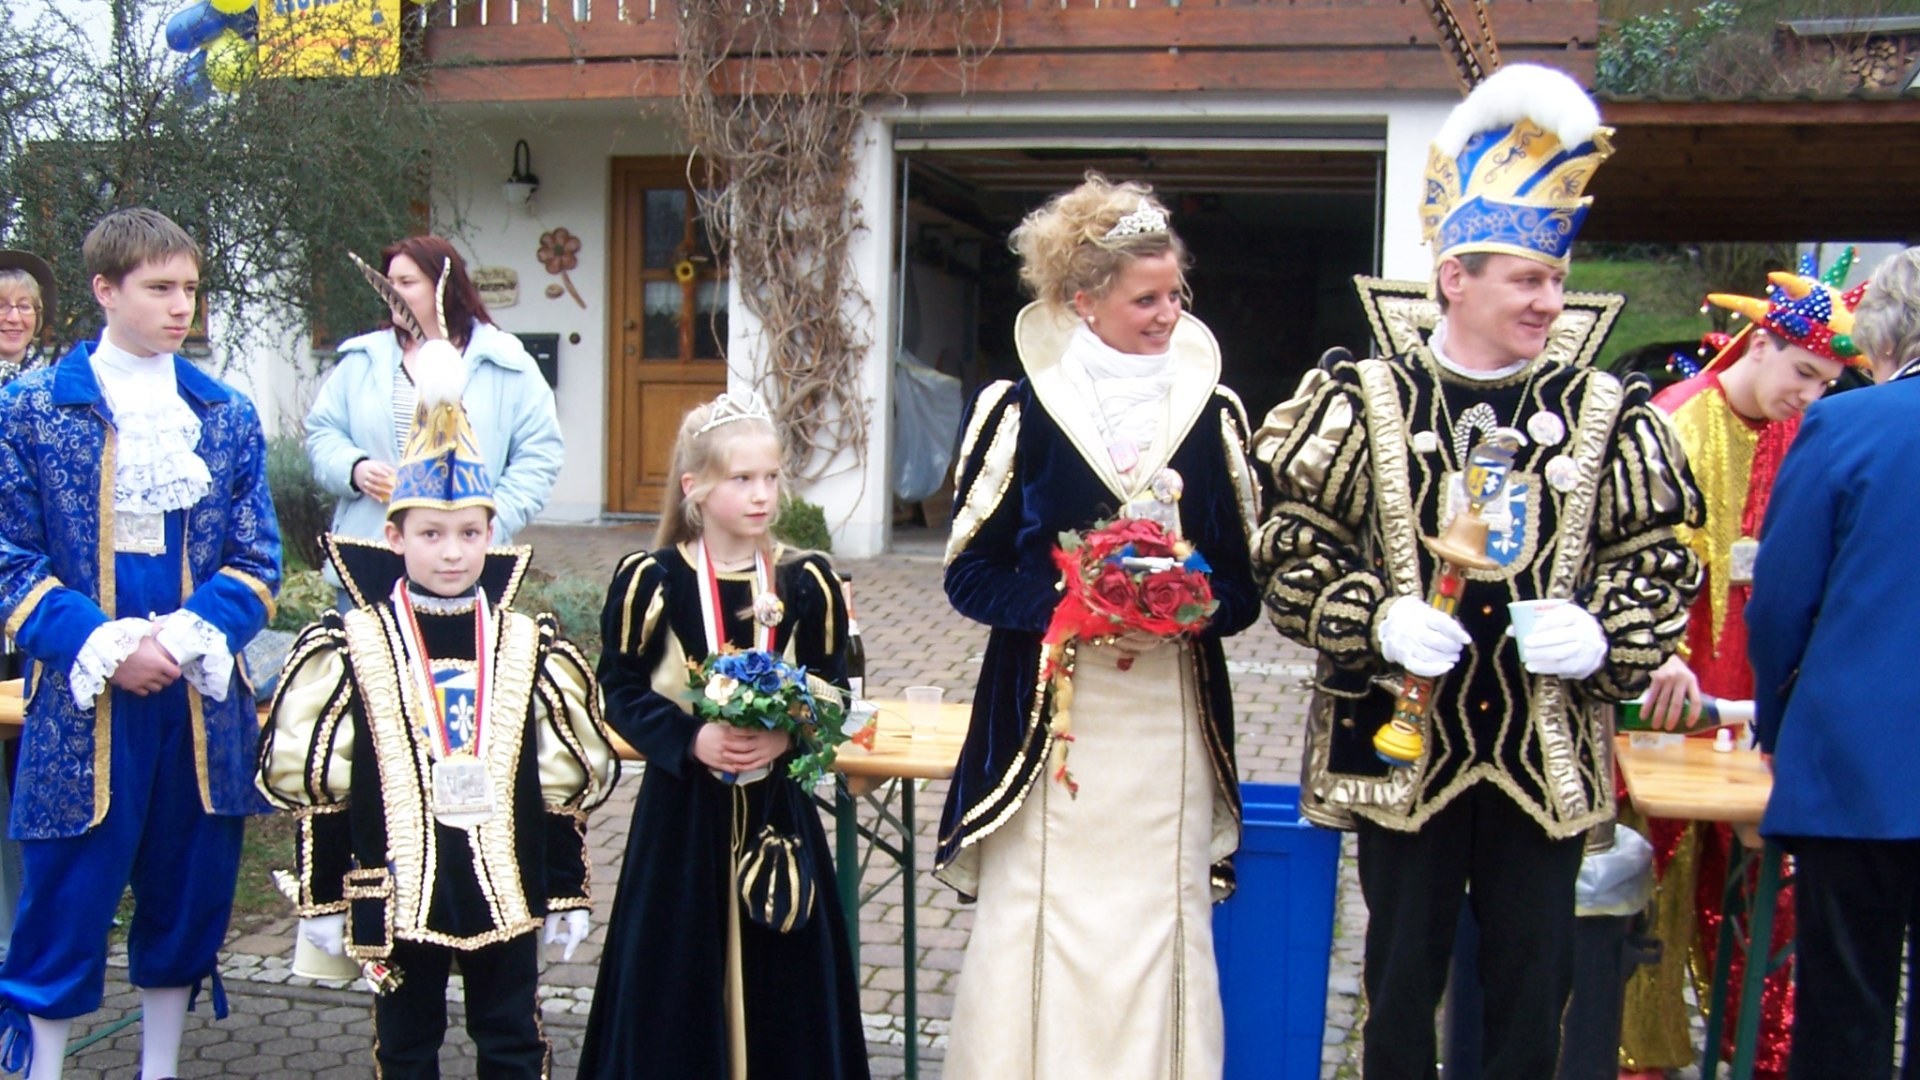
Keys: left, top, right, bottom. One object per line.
{"left": 1251, "top": 364, "right": 1394, "bottom": 668}
{"left": 1581, "top": 374, "right": 1704, "bottom": 701}
{"left": 785, "top": 552, "right": 849, "bottom": 688}
{"left": 255, "top": 615, "right": 355, "bottom": 915}
{"left": 944, "top": 381, "right": 1058, "bottom": 633}
{"left": 596, "top": 551, "right": 702, "bottom": 776}
{"left": 534, "top": 615, "right": 618, "bottom": 813}
{"left": 533, "top": 614, "right": 618, "bottom": 911}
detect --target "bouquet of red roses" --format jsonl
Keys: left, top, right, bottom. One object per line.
{"left": 1039, "top": 516, "right": 1218, "bottom": 796}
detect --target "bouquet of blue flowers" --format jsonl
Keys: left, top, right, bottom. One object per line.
{"left": 686, "top": 647, "right": 848, "bottom": 787}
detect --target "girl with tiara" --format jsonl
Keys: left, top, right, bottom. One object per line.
{"left": 576, "top": 392, "right": 869, "bottom": 1079}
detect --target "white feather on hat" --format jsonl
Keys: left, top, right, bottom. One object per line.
{"left": 1432, "top": 63, "right": 1601, "bottom": 159}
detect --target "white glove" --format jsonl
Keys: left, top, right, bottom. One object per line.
{"left": 544, "top": 909, "right": 591, "bottom": 961}
{"left": 1519, "top": 603, "right": 1608, "bottom": 679}
{"left": 299, "top": 914, "right": 347, "bottom": 957}
{"left": 1377, "top": 595, "right": 1472, "bottom": 678}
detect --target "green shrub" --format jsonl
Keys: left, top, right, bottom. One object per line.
{"left": 516, "top": 570, "right": 607, "bottom": 661}
{"left": 272, "top": 566, "right": 335, "bottom": 633}
{"left": 773, "top": 495, "right": 832, "bottom": 554}
{"left": 267, "top": 431, "right": 333, "bottom": 574}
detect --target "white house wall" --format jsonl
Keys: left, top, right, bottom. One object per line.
{"left": 412, "top": 91, "right": 1458, "bottom": 555}
{"left": 435, "top": 104, "right": 684, "bottom": 525}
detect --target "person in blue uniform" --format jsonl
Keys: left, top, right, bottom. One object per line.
{"left": 258, "top": 316, "right": 617, "bottom": 1079}
{"left": 0, "top": 208, "right": 281, "bottom": 1080}
{"left": 1748, "top": 245, "right": 1920, "bottom": 1079}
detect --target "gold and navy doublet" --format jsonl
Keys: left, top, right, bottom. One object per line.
{"left": 257, "top": 554, "right": 616, "bottom": 954}
{"left": 1253, "top": 351, "right": 1703, "bottom": 838}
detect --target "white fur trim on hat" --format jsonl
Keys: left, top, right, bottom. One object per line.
{"left": 1432, "top": 64, "right": 1602, "bottom": 158}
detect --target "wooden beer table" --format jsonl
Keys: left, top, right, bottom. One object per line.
{"left": 828, "top": 699, "right": 967, "bottom": 1080}
{"left": 1613, "top": 732, "right": 1787, "bottom": 1080}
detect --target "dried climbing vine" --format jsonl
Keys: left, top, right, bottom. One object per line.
{"left": 676, "top": 1, "right": 1000, "bottom": 483}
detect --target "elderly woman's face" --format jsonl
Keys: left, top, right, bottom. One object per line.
{"left": 0, "top": 284, "right": 39, "bottom": 363}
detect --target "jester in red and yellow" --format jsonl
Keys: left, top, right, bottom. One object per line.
{"left": 1619, "top": 249, "right": 1870, "bottom": 1079}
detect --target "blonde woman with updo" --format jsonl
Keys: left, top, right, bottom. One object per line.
{"left": 938, "top": 173, "right": 1261, "bottom": 1077}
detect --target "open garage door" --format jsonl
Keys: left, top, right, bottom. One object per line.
{"left": 892, "top": 123, "right": 1386, "bottom": 439}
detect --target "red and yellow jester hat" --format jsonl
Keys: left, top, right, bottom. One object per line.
{"left": 1703, "top": 247, "right": 1871, "bottom": 373}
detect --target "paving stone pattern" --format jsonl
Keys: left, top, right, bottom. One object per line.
{"left": 63, "top": 523, "right": 1378, "bottom": 1078}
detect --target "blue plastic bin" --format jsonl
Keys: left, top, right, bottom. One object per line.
{"left": 1214, "top": 783, "right": 1343, "bottom": 1080}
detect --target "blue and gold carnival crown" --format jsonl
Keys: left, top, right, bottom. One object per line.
{"left": 1420, "top": 64, "right": 1613, "bottom": 271}
{"left": 386, "top": 268, "right": 493, "bottom": 518}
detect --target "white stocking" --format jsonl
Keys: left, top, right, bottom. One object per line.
{"left": 25, "top": 1014, "right": 70, "bottom": 1080}
{"left": 139, "top": 986, "right": 189, "bottom": 1080}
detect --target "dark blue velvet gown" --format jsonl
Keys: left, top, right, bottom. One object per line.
{"left": 577, "top": 545, "right": 869, "bottom": 1080}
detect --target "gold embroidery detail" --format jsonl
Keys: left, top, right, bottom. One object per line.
{"left": 218, "top": 566, "right": 277, "bottom": 623}
{"left": 5, "top": 576, "right": 60, "bottom": 638}
{"left": 945, "top": 401, "right": 1022, "bottom": 566}
{"left": 90, "top": 430, "right": 117, "bottom": 829}
{"left": 1221, "top": 412, "right": 1258, "bottom": 544}
{"left": 800, "top": 559, "right": 837, "bottom": 656}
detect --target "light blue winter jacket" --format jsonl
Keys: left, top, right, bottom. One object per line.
{"left": 304, "top": 322, "right": 563, "bottom": 580}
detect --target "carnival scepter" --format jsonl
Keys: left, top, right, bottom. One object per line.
{"left": 1374, "top": 430, "right": 1525, "bottom": 767}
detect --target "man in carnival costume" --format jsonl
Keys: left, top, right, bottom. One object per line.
{"left": 0, "top": 208, "right": 280, "bottom": 1080}
{"left": 1619, "top": 252, "right": 1868, "bottom": 1079}
{"left": 258, "top": 267, "right": 616, "bottom": 1078}
{"left": 1253, "top": 64, "right": 1703, "bottom": 1077}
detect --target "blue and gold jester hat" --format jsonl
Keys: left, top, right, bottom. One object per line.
{"left": 385, "top": 267, "right": 493, "bottom": 520}
{"left": 1420, "top": 64, "right": 1613, "bottom": 271}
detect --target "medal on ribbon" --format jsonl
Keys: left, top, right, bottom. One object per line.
{"left": 394, "top": 580, "right": 500, "bottom": 830}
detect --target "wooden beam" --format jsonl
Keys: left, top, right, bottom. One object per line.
{"left": 425, "top": 3, "right": 1597, "bottom": 68}
{"left": 426, "top": 46, "right": 1594, "bottom": 102}
{"left": 1604, "top": 98, "right": 1920, "bottom": 125}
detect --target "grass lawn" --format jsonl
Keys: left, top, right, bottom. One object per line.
{"left": 1566, "top": 259, "right": 1715, "bottom": 372}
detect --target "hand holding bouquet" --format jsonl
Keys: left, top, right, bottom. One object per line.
{"left": 1039, "top": 515, "right": 1218, "bottom": 796}
{"left": 686, "top": 648, "right": 847, "bottom": 788}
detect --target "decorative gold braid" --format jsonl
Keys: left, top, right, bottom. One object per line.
{"left": 5, "top": 576, "right": 60, "bottom": 639}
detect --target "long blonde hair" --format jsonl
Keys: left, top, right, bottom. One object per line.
{"left": 1009, "top": 172, "right": 1190, "bottom": 315}
{"left": 655, "top": 397, "right": 785, "bottom": 567}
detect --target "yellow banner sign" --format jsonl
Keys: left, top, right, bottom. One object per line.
{"left": 256, "top": 0, "right": 400, "bottom": 79}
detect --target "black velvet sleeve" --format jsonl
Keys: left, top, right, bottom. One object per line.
{"left": 596, "top": 550, "right": 702, "bottom": 777}
{"left": 785, "top": 552, "right": 850, "bottom": 689}
{"left": 1194, "top": 391, "right": 1262, "bottom": 640}
{"left": 943, "top": 382, "right": 1061, "bottom": 634}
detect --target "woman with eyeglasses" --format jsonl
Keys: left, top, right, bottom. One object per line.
{"left": 0, "top": 251, "right": 55, "bottom": 384}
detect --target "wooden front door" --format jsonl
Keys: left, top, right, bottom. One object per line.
{"left": 606, "top": 157, "right": 729, "bottom": 515}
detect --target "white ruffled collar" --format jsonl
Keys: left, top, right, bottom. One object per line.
{"left": 90, "top": 337, "right": 211, "bottom": 514}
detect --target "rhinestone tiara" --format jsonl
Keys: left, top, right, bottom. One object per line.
{"left": 696, "top": 391, "right": 774, "bottom": 435}
{"left": 1103, "top": 200, "right": 1169, "bottom": 241}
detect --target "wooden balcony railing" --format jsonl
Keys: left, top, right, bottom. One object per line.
{"left": 421, "top": 0, "right": 1599, "bottom": 103}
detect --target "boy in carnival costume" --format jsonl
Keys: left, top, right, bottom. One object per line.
{"left": 257, "top": 268, "right": 616, "bottom": 1079}
{"left": 0, "top": 208, "right": 281, "bottom": 1080}
{"left": 1620, "top": 253, "right": 1869, "bottom": 1079}
{"left": 1253, "top": 65, "right": 1703, "bottom": 1077}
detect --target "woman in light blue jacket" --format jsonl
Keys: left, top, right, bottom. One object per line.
{"left": 306, "top": 236, "right": 562, "bottom": 593}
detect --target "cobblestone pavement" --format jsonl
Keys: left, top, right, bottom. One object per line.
{"left": 60, "top": 522, "right": 1376, "bottom": 1078}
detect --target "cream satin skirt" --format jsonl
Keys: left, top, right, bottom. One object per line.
{"left": 944, "top": 640, "right": 1223, "bottom": 1080}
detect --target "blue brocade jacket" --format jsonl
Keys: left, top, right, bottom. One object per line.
{"left": 0, "top": 343, "right": 281, "bottom": 839}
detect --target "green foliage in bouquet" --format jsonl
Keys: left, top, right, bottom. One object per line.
{"left": 685, "top": 647, "right": 848, "bottom": 787}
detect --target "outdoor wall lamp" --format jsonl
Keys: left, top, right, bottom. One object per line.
{"left": 503, "top": 139, "right": 539, "bottom": 210}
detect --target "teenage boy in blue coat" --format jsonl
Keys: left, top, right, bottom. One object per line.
{"left": 0, "top": 208, "right": 280, "bottom": 1079}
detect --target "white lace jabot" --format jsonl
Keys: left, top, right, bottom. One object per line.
{"left": 91, "top": 335, "right": 211, "bottom": 514}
